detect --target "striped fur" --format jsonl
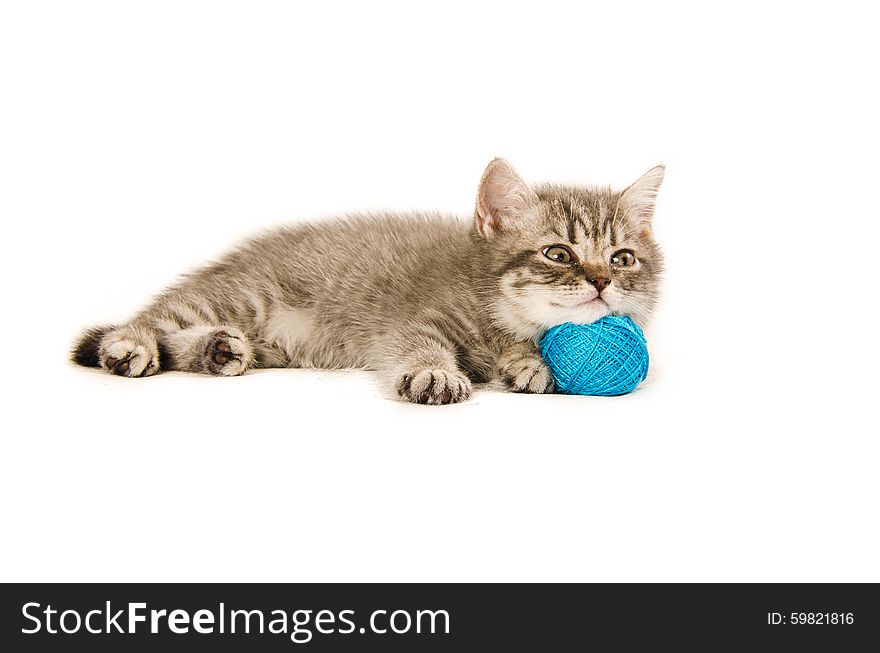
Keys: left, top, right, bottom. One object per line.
{"left": 72, "top": 159, "right": 665, "bottom": 404}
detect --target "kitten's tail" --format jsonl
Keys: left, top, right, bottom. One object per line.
{"left": 71, "top": 325, "right": 113, "bottom": 367}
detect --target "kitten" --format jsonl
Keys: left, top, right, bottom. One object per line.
{"left": 72, "top": 159, "right": 665, "bottom": 404}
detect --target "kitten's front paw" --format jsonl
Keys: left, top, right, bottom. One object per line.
{"left": 396, "top": 368, "right": 472, "bottom": 405}
{"left": 203, "top": 329, "right": 252, "bottom": 376}
{"left": 499, "top": 353, "right": 555, "bottom": 394}
{"left": 99, "top": 331, "right": 159, "bottom": 378}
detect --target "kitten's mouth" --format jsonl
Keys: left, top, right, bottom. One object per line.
{"left": 574, "top": 297, "right": 607, "bottom": 308}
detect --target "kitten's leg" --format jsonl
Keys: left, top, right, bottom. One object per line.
{"left": 384, "top": 331, "right": 472, "bottom": 405}
{"left": 498, "top": 341, "right": 555, "bottom": 394}
{"left": 159, "top": 325, "right": 254, "bottom": 376}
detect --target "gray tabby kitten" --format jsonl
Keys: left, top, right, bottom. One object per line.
{"left": 73, "top": 159, "right": 665, "bottom": 404}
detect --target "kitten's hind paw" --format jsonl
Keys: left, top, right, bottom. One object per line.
{"left": 99, "top": 329, "right": 160, "bottom": 378}
{"left": 396, "top": 368, "right": 472, "bottom": 405}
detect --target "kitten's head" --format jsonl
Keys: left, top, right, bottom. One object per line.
{"left": 474, "top": 158, "right": 665, "bottom": 340}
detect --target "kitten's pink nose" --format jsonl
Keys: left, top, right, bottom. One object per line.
{"left": 588, "top": 276, "right": 611, "bottom": 292}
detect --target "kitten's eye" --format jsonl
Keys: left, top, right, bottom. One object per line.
{"left": 610, "top": 249, "right": 636, "bottom": 267}
{"left": 542, "top": 245, "right": 574, "bottom": 263}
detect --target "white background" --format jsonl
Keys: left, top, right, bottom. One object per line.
{"left": 1, "top": 1, "right": 878, "bottom": 582}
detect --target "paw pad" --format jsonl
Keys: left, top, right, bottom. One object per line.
{"left": 204, "top": 330, "right": 249, "bottom": 376}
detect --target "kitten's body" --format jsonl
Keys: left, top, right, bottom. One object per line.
{"left": 73, "top": 159, "right": 665, "bottom": 404}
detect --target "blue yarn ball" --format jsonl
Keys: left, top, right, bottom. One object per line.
{"left": 539, "top": 316, "right": 649, "bottom": 396}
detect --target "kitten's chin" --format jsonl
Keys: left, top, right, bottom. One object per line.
{"left": 493, "top": 296, "right": 614, "bottom": 341}
{"left": 565, "top": 299, "right": 611, "bottom": 325}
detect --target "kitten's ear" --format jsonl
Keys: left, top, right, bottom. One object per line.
{"left": 475, "top": 158, "right": 538, "bottom": 238}
{"left": 619, "top": 164, "right": 665, "bottom": 236}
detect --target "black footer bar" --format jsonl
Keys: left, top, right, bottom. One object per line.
{"left": 2, "top": 583, "right": 876, "bottom": 650}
